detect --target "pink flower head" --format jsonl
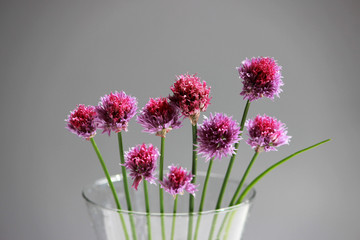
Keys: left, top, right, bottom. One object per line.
{"left": 246, "top": 114, "right": 291, "bottom": 152}
{"left": 124, "top": 143, "right": 159, "bottom": 190}
{"left": 65, "top": 104, "right": 97, "bottom": 140}
{"left": 96, "top": 91, "right": 137, "bottom": 135}
{"left": 237, "top": 57, "right": 283, "bottom": 101}
{"left": 160, "top": 165, "right": 198, "bottom": 198}
{"left": 197, "top": 113, "right": 241, "bottom": 161}
{"left": 169, "top": 73, "right": 211, "bottom": 125}
{"left": 137, "top": 97, "right": 183, "bottom": 137}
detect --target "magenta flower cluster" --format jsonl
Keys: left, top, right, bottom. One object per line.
{"left": 197, "top": 113, "right": 241, "bottom": 161}
{"left": 169, "top": 73, "right": 211, "bottom": 125}
{"left": 237, "top": 57, "right": 283, "bottom": 101}
{"left": 160, "top": 165, "right": 197, "bottom": 197}
{"left": 124, "top": 143, "right": 159, "bottom": 190}
{"left": 137, "top": 97, "right": 182, "bottom": 137}
{"left": 246, "top": 114, "right": 291, "bottom": 152}
{"left": 65, "top": 104, "right": 97, "bottom": 140}
{"left": 96, "top": 91, "right": 137, "bottom": 135}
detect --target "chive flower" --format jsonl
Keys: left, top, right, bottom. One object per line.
{"left": 169, "top": 73, "right": 211, "bottom": 125}
{"left": 65, "top": 104, "right": 97, "bottom": 140}
{"left": 160, "top": 165, "right": 198, "bottom": 197}
{"left": 237, "top": 57, "right": 283, "bottom": 101}
{"left": 246, "top": 114, "right": 291, "bottom": 152}
{"left": 124, "top": 143, "right": 159, "bottom": 190}
{"left": 96, "top": 91, "right": 137, "bottom": 135}
{"left": 197, "top": 113, "right": 241, "bottom": 161}
{"left": 137, "top": 97, "right": 183, "bottom": 137}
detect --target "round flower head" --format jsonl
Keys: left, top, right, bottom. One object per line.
{"left": 137, "top": 97, "right": 183, "bottom": 137}
{"left": 124, "top": 143, "right": 159, "bottom": 190}
{"left": 246, "top": 114, "right": 291, "bottom": 152}
{"left": 65, "top": 104, "right": 97, "bottom": 140}
{"left": 160, "top": 165, "right": 198, "bottom": 198}
{"left": 197, "top": 113, "right": 241, "bottom": 161}
{"left": 237, "top": 57, "right": 283, "bottom": 101}
{"left": 96, "top": 91, "right": 137, "bottom": 135}
{"left": 169, "top": 73, "right": 211, "bottom": 125}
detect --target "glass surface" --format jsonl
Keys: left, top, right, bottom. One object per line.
{"left": 82, "top": 172, "right": 255, "bottom": 240}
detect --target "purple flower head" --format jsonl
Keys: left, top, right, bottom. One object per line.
{"left": 237, "top": 57, "right": 283, "bottom": 101}
{"left": 137, "top": 97, "right": 183, "bottom": 137}
{"left": 169, "top": 73, "right": 211, "bottom": 125}
{"left": 124, "top": 143, "right": 159, "bottom": 190}
{"left": 96, "top": 91, "right": 137, "bottom": 135}
{"left": 65, "top": 104, "right": 97, "bottom": 140}
{"left": 197, "top": 113, "right": 242, "bottom": 161}
{"left": 246, "top": 114, "right": 291, "bottom": 152}
{"left": 160, "top": 165, "right": 198, "bottom": 198}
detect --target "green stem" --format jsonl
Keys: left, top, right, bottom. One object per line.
{"left": 208, "top": 100, "right": 251, "bottom": 240}
{"left": 187, "top": 124, "right": 198, "bottom": 240}
{"left": 117, "top": 132, "right": 138, "bottom": 240}
{"left": 159, "top": 136, "right": 166, "bottom": 240}
{"left": 193, "top": 158, "right": 214, "bottom": 240}
{"left": 171, "top": 195, "right": 179, "bottom": 240}
{"left": 89, "top": 138, "right": 130, "bottom": 240}
{"left": 229, "top": 151, "right": 259, "bottom": 206}
{"left": 143, "top": 179, "right": 152, "bottom": 240}
{"left": 236, "top": 139, "right": 331, "bottom": 204}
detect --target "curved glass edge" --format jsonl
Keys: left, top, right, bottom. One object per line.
{"left": 82, "top": 173, "right": 256, "bottom": 217}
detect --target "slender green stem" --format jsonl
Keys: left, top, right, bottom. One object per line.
{"left": 171, "top": 195, "right": 179, "bottom": 240}
{"left": 143, "top": 179, "right": 152, "bottom": 240}
{"left": 229, "top": 151, "right": 259, "bottom": 206}
{"left": 216, "top": 151, "right": 259, "bottom": 239}
{"left": 187, "top": 124, "right": 198, "bottom": 240}
{"left": 159, "top": 136, "right": 166, "bottom": 240}
{"left": 208, "top": 100, "right": 251, "bottom": 240}
{"left": 236, "top": 139, "right": 331, "bottom": 204}
{"left": 117, "top": 132, "right": 138, "bottom": 240}
{"left": 193, "top": 158, "right": 214, "bottom": 240}
{"left": 89, "top": 138, "right": 130, "bottom": 240}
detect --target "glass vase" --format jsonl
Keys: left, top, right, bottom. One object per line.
{"left": 82, "top": 172, "right": 255, "bottom": 240}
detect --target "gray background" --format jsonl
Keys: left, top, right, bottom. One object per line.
{"left": 0, "top": 0, "right": 359, "bottom": 239}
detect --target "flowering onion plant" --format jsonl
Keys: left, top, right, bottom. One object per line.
{"left": 65, "top": 56, "right": 330, "bottom": 240}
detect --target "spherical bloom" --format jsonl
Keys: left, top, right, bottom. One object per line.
{"left": 124, "top": 143, "right": 159, "bottom": 190}
{"left": 197, "top": 113, "right": 241, "bottom": 161}
{"left": 160, "top": 165, "right": 198, "bottom": 198}
{"left": 169, "top": 73, "right": 211, "bottom": 125}
{"left": 65, "top": 104, "right": 97, "bottom": 140}
{"left": 137, "top": 97, "right": 183, "bottom": 137}
{"left": 246, "top": 114, "right": 291, "bottom": 152}
{"left": 237, "top": 57, "right": 283, "bottom": 101}
{"left": 96, "top": 91, "right": 137, "bottom": 135}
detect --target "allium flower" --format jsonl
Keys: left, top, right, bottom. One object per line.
{"left": 237, "top": 57, "right": 283, "bottom": 101}
{"left": 169, "top": 73, "right": 211, "bottom": 125}
{"left": 160, "top": 165, "right": 198, "bottom": 197}
{"left": 137, "top": 97, "right": 182, "bottom": 137}
{"left": 65, "top": 104, "right": 97, "bottom": 140}
{"left": 246, "top": 114, "right": 291, "bottom": 152}
{"left": 197, "top": 113, "right": 241, "bottom": 161}
{"left": 96, "top": 91, "right": 137, "bottom": 135}
{"left": 124, "top": 143, "right": 159, "bottom": 190}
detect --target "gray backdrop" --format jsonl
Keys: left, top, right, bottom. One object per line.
{"left": 1, "top": 0, "right": 359, "bottom": 239}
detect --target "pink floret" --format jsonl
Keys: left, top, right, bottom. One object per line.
{"left": 169, "top": 74, "right": 211, "bottom": 125}
{"left": 66, "top": 104, "right": 97, "bottom": 140}
{"left": 246, "top": 114, "right": 291, "bottom": 152}
{"left": 96, "top": 91, "right": 137, "bottom": 135}
{"left": 237, "top": 57, "right": 283, "bottom": 101}
{"left": 124, "top": 144, "right": 159, "bottom": 190}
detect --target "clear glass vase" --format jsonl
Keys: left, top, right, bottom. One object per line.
{"left": 82, "top": 172, "right": 255, "bottom": 240}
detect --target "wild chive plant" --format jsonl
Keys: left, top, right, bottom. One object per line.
{"left": 66, "top": 57, "right": 330, "bottom": 240}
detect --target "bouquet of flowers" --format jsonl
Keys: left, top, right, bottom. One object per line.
{"left": 66, "top": 57, "right": 330, "bottom": 240}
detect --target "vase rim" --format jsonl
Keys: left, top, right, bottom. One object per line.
{"left": 82, "top": 172, "right": 256, "bottom": 217}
